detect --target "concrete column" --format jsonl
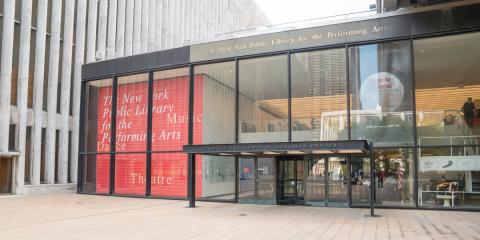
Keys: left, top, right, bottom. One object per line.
{"left": 154, "top": 0, "right": 163, "bottom": 50}
{"left": 70, "top": 0, "right": 88, "bottom": 184}
{"left": 106, "top": 0, "right": 117, "bottom": 59}
{"left": 13, "top": 0, "right": 33, "bottom": 194}
{"left": 0, "top": 0, "right": 15, "bottom": 152}
{"left": 124, "top": 0, "right": 134, "bottom": 56}
{"left": 132, "top": 0, "right": 142, "bottom": 54}
{"left": 96, "top": 0, "right": 108, "bottom": 60}
{"left": 44, "top": 0, "right": 63, "bottom": 184}
{"left": 147, "top": 0, "right": 156, "bottom": 51}
{"left": 58, "top": 0, "right": 75, "bottom": 184}
{"left": 86, "top": 0, "right": 98, "bottom": 63}
{"left": 165, "top": 0, "right": 172, "bottom": 49}
{"left": 140, "top": 0, "right": 148, "bottom": 53}
{"left": 116, "top": 0, "right": 126, "bottom": 57}
{"left": 31, "top": 0, "right": 49, "bottom": 185}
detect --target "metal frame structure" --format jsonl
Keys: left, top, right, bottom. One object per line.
{"left": 78, "top": 3, "right": 480, "bottom": 211}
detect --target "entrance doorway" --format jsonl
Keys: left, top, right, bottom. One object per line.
{"left": 0, "top": 158, "right": 12, "bottom": 194}
{"left": 277, "top": 157, "right": 304, "bottom": 204}
{"left": 238, "top": 157, "right": 276, "bottom": 204}
{"left": 278, "top": 156, "right": 349, "bottom": 207}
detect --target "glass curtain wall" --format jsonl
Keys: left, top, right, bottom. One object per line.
{"left": 291, "top": 48, "right": 348, "bottom": 141}
{"left": 414, "top": 32, "right": 480, "bottom": 208}
{"left": 151, "top": 68, "right": 194, "bottom": 198}
{"left": 79, "top": 31, "right": 480, "bottom": 209}
{"left": 80, "top": 79, "right": 112, "bottom": 194}
{"left": 194, "top": 62, "right": 236, "bottom": 200}
{"left": 239, "top": 55, "right": 289, "bottom": 143}
{"left": 349, "top": 41, "right": 414, "bottom": 146}
{"left": 114, "top": 73, "right": 149, "bottom": 195}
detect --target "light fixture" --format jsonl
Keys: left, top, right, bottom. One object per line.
{"left": 218, "top": 153, "right": 233, "bottom": 156}
{"left": 287, "top": 150, "right": 306, "bottom": 155}
{"left": 240, "top": 152, "right": 256, "bottom": 155}
{"left": 263, "top": 151, "right": 280, "bottom": 155}
{"left": 312, "top": 150, "right": 335, "bottom": 154}
{"left": 337, "top": 149, "right": 365, "bottom": 154}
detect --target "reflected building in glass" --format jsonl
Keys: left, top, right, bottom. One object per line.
{"left": 79, "top": 2, "right": 480, "bottom": 211}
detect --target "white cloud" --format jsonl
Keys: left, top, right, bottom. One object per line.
{"left": 255, "top": 0, "right": 376, "bottom": 25}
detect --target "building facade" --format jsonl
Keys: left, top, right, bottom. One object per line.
{"left": 0, "top": 0, "right": 269, "bottom": 195}
{"left": 80, "top": 0, "right": 480, "bottom": 210}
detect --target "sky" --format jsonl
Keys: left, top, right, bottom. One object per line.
{"left": 254, "top": 0, "right": 376, "bottom": 25}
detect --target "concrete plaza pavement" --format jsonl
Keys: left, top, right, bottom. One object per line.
{"left": 0, "top": 194, "right": 479, "bottom": 240}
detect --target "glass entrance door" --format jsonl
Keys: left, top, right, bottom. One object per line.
{"left": 277, "top": 157, "right": 304, "bottom": 204}
{"left": 305, "top": 156, "right": 349, "bottom": 207}
{"left": 327, "top": 157, "right": 349, "bottom": 207}
{"left": 238, "top": 157, "right": 275, "bottom": 204}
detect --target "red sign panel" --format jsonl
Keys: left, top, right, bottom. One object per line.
{"left": 96, "top": 75, "right": 204, "bottom": 197}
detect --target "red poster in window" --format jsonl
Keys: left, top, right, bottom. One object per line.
{"left": 96, "top": 75, "right": 203, "bottom": 197}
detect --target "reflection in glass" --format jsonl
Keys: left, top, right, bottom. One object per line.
{"left": 373, "top": 148, "right": 414, "bottom": 206}
{"left": 291, "top": 48, "right": 348, "bottom": 141}
{"left": 194, "top": 62, "right": 235, "bottom": 144}
{"left": 349, "top": 41, "right": 414, "bottom": 145}
{"left": 239, "top": 55, "right": 288, "bottom": 143}
{"left": 327, "top": 157, "right": 348, "bottom": 207}
{"left": 80, "top": 154, "right": 110, "bottom": 194}
{"left": 257, "top": 158, "right": 276, "bottom": 202}
{"left": 83, "top": 79, "right": 113, "bottom": 153}
{"left": 238, "top": 158, "right": 255, "bottom": 203}
{"left": 418, "top": 147, "right": 480, "bottom": 208}
{"left": 200, "top": 156, "right": 235, "bottom": 200}
{"left": 350, "top": 156, "right": 370, "bottom": 205}
{"left": 238, "top": 157, "right": 275, "bottom": 204}
{"left": 306, "top": 157, "right": 326, "bottom": 206}
{"left": 414, "top": 32, "right": 480, "bottom": 146}
{"left": 116, "top": 74, "right": 149, "bottom": 152}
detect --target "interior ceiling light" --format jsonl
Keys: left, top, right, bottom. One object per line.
{"left": 312, "top": 150, "right": 335, "bottom": 154}
{"left": 263, "top": 151, "right": 280, "bottom": 155}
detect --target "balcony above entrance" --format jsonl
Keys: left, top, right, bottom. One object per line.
{"left": 183, "top": 140, "right": 370, "bottom": 157}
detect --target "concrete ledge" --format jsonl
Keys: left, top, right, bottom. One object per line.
{"left": 22, "top": 183, "right": 77, "bottom": 195}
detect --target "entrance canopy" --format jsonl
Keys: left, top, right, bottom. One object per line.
{"left": 183, "top": 140, "right": 370, "bottom": 157}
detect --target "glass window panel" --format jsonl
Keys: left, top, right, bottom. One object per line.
{"left": 257, "top": 157, "right": 275, "bottom": 203}
{"left": 238, "top": 157, "right": 255, "bottom": 203}
{"left": 373, "top": 148, "right": 414, "bottom": 206}
{"left": 306, "top": 157, "right": 326, "bottom": 206}
{"left": 414, "top": 32, "right": 480, "bottom": 146}
{"left": 239, "top": 55, "right": 288, "bottom": 143}
{"left": 151, "top": 153, "right": 199, "bottom": 198}
{"left": 350, "top": 156, "right": 371, "bottom": 205}
{"left": 349, "top": 41, "right": 414, "bottom": 146}
{"left": 79, "top": 154, "right": 110, "bottom": 194}
{"left": 114, "top": 153, "right": 146, "bottom": 195}
{"left": 152, "top": 68, "right": 190, "bottom": 151}
{"left": 200, "top": 156, "right": 235, "bottom": 200}
{"left": 418, "top": 146, "right": 480, "bottom": 209}
{"left": 194, "top": 62, "right": 235, "bottom": 144}
{"left": 116, "top": 73, "right": 149, "bottom": 152}
{"left": 291, "top": 48, "right": 348, "bottom": 141}
{"left": 83, "top": 79, "right": 112, "bottom": 153}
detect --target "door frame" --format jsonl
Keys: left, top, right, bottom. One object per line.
{"left": 276, "top": 156, "right": 305, "bottom": 205}
{"left": 0, "top": 157, "right": 13, "bottom": 194}
{"left": 277, "top": 155, "right": 351, "bottom": 207}
{"left": 238, "top": 156, "right": 276, "bottom": 204}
